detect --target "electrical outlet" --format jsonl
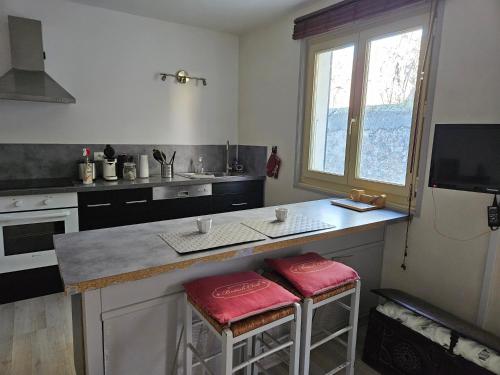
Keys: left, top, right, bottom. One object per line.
{"left": 94, "top": 152, "right": 105, "bottom": 161}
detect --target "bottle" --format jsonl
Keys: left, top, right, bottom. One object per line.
{"left": 82, "top": 148, "right": 93, "bottom": 185}
{"left": 195, "top": 156, "right": 204, "bottom": 174}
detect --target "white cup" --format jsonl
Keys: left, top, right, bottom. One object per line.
{"left": 275, "top": 208, "right": 288, "bottom": 222}
{"left": 196, "top": 217, "right": 212, "bottom": 234}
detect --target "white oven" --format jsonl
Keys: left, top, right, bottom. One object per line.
{"left": 0, "top": 193, "right": 78, "bottom": 274}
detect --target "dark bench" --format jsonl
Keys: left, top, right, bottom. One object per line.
{"left": 363, "top": 288, "right": 500, "bottom": 375}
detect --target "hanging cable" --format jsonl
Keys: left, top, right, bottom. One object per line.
{"left": 431, "top": 189, "right": 490, "bottom": 241}
{"left": 401, "top": 0, "right": 439, "bottom": 270}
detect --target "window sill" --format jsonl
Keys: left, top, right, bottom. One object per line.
{"left": 295, "top": 177, "right": 411, "bottom": 213}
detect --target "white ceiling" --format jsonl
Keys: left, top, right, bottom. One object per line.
{"left": 71, "top": 0, "right": 312, "bottom": 34}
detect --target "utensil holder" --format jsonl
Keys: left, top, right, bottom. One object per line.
{"left": 161, "top": 163, "right": 173, "bottom": 178}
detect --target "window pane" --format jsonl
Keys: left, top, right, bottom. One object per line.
{"left": 358, "top": 29, "right": 423, "bottom": 185}
{"left": 309, "top": 45, "right": 355, "bottom": 176}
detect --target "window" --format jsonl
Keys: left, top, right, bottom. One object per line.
{"left": 300, "top": 13, "right": 429, "bottom": 207}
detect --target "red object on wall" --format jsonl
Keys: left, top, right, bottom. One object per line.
{"left": 266, "top": 146, "right": 281, "bottom": 179}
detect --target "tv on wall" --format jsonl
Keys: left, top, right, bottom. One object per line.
{"left": 429, "top": 124, "right": 500, "bottom": 194}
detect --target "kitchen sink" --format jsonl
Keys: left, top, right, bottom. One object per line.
{"left": 176, "top": 172, "right": 233, "bottom": 179}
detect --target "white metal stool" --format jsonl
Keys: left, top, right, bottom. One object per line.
{"left": 263, "top": 272, "right": 361, "bottom": 375}
{"left": 184, "top": 294, "right": 302, "bottom": 375}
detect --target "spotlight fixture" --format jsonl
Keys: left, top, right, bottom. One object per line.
{"left": 159, "top": 70, "right": 207, "bottom": 86}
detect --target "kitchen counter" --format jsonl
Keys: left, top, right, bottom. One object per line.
{"left": 0, "top": 174, "right": 265, "bottom": 197}
{"left": 59, "top": 198, "right": 406, "bottom": 375}
{"left": 55, "top": 199, "right": 406, "bottom": 295}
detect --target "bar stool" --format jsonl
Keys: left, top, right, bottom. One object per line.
{"left": 183, "top": 271, "right": 302, "bottom": 375}
{"left": 264, "top": 252, "right": 361, "bottom": 375}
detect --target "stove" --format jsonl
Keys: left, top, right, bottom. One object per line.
{"left": 0, "top": 178, "right": 72, "bottom": 192}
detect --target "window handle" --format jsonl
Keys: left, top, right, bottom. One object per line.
{"left": 349, "top": 118, "right": 356, "bottom": 135}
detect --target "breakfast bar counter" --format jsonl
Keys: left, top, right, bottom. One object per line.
{"left": 54, "top": 199, "right": 406, "bottom": 375}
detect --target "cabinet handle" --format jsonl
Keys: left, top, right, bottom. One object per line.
{"left": 231, "top": 202, "right": 248, "bottom": 206}
{"left": 86, "top": 203, "right": 111, "bottom": 208}
{"left": 125, "top": 200, "right": 148, "bottom": 205}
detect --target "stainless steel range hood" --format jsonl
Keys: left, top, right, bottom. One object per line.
{"left": 0, "top": 16, "right": 75, "bottom": 104}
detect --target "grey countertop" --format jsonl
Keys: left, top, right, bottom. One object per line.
{"left": 0, "top": 174, "right": 265, "bottom": 197}
{"left": 54, "top": 199, "right": 407, "bottom": 295}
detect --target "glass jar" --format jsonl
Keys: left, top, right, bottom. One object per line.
{"left": 123, "top": 162, "right": 137, "bottom": 181}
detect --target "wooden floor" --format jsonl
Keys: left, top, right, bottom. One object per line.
{"left": 0, "top": 293, "right": 379, "bottom": 375}
{"left": 0, "top": 293, "right": 76, "bottom": 375}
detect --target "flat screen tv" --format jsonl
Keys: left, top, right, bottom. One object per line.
{"left": 429, "top": 124, "right": 500, "bottom": 193}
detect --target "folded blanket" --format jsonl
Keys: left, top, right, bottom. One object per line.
{"left": 455, "top": 337, "right": 500, "bottom": 374}
{"left": 377, "top": 302, "right": 452, "bottom": 349}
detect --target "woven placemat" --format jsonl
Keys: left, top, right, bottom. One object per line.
{"left": 159, "top": 222, "right": 267, "bottom": 254}
{"left": 242, "top": 214, "right": 335, "bottom": 239}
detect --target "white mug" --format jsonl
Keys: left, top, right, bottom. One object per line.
{"left": 275, "top": 208, "right": 288, "bottom": 222}
{"left": 196, "top": 217, "right": 212, "bottom": 234}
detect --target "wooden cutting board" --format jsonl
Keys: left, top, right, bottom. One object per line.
{"left": 331, "top": 198, "right": 380, "bottom": 212}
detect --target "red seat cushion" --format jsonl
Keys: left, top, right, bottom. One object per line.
{"left": 265, "top": 252, "right": 359, "bottom": 297}
{"left": 183, "top": 271, "right": 300, "bottom": 325}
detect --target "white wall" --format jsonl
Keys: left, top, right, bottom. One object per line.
{"left": 0, "top": 0, "right": 239, "bottom": 144}
{"left": 239, "top": 0, "right": 338, "bottom": 206}
{"left": 239, "top": 0, "right": 500, "bottom": 335}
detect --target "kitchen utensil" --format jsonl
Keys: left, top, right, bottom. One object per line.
{"left": 139, "top": 155, "right": 149, "bottom": 178}
{"left": 161, "top": 163, "right": 173, "bottom": 178}
{"left": 275, "top": 207, "right": 288, "bottom": 222}
{"left": 153, "top": 149, "right": 167, "bottom": 164}
{"left": 169, "top": 151, "right": 176, "bottom": 165}
{"left": 196, "top": 217, "right": 212, "bottom": 234}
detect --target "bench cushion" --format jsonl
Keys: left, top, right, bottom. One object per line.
{"left": 184, "top": 271, "right": 299, "bottom": 325}
{"left": 265, "top": 252, "right": 359, "bottom": 297}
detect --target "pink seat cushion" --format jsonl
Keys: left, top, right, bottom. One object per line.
{"left": 265, "top": 252, "right": 359, "bottom": 297}
{"left": 183, "top": 271, "right": 300, "bottom": 325}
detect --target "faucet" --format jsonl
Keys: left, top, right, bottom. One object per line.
{"left": 226, "top": 140, "right": 232, "bottom": 175}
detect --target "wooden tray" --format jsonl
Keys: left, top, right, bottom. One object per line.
{"left": 331, "top": 198, "right": 379, "bottom": 212}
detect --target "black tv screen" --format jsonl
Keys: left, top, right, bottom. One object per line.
{"left": 429, "top": 124, "right": 500, "bottom": 193}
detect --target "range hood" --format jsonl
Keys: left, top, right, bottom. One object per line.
{"left": 0, "top": 16, "right": 75, "bottom": 104}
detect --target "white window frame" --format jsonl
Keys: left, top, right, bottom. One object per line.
{"left": 298, "top": 6, "right": 432, "bottom": 209}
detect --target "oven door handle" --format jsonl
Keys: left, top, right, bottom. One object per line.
{"left": 0, "top": 211, "right": 72, "bottom": 223}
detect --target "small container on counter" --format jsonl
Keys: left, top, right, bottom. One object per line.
{"left": 123, "top": 162, "right": 137, "bottom": 181}
{"left": 139, "top": 155, "right": 149, "bottom": 178}
{"left": 116, "top": 154, "right": 128, "bottom": 179}
{"left": 78, "top": 162, "right": 96, "bottom": 181}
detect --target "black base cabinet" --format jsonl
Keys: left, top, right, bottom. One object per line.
{"left": 78, "top": 188, "right": 153, "bottom": 231}
{"left": 78, "top": 180, "right": 264, "bottom": 231}
{"left": 153, "top": 196, "right": 212, "bottom": 221}
{"left": 0, "top": 266, "right": 63, "bottom": 304}
{"left": 211, "top": 180, "right": 264, "bottom": 213}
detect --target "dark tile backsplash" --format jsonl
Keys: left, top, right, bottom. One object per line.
{"left": 0, "top": 144, "right": 267, "bottom": 180}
